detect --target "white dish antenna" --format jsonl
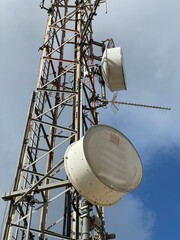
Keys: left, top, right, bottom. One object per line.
{"left": 101, "top": 47, "right": 126, "bottom": 92}
{"left": 64, "top": 125, "right": 142, "bottom": 206}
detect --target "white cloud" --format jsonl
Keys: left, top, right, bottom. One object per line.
{"left": 105, "top": 194, "right": 155, "bottom": 240}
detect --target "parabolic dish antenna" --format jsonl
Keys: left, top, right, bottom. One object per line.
{"left": 101, "top": 47, "right": 126, "bottom": 92}
{"left": 64, "top": 125, "right": 142, "bottom": 206}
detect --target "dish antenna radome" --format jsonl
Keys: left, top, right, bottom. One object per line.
{"left": 101, "top": 47, "right": 126, "bottom": 92}
{"left": 64, "top": 125, "right": 142, "bottom": 206}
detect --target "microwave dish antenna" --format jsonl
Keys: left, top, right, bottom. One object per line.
{"left": 101, "top": 47, "right": 126, "bottom": 92}
{"left": 64, "top": 125, "right": 143, "bottom": 206}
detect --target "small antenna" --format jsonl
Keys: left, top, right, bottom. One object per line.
{"left": 108, "top": 92, "right": 171, "bottom": 113}
{"left": 109, "top": 100, "right": 171, "bottom": 111}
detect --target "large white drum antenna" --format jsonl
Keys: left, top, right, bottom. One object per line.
{"left": 64, "top": 125, "right": 143, "bottom": 206}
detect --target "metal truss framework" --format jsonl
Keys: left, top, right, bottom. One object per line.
{"left": 1, "top": 0, "right": 111, "bottom": 239}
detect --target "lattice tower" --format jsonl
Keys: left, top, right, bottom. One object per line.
{"left": 1, "top": 0, "right": 113, "bottom": 240}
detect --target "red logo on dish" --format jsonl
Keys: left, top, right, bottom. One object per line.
{"left": 110, "top": 133, "right": 120, "bottom": 145}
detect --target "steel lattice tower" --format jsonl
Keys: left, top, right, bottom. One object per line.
{"left": 1, "top": 0, "right": 114, "bottom": 239}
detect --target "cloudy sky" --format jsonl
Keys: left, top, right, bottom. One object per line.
{"left": 0, "top": 0, "right": 180, "bottom": 239}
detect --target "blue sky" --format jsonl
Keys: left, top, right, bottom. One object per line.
{"left": 142, "top": 150, "right": 180, "bottom": 240}
{"left": 0, "top": 0, "right": 180, "bottom": 239}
